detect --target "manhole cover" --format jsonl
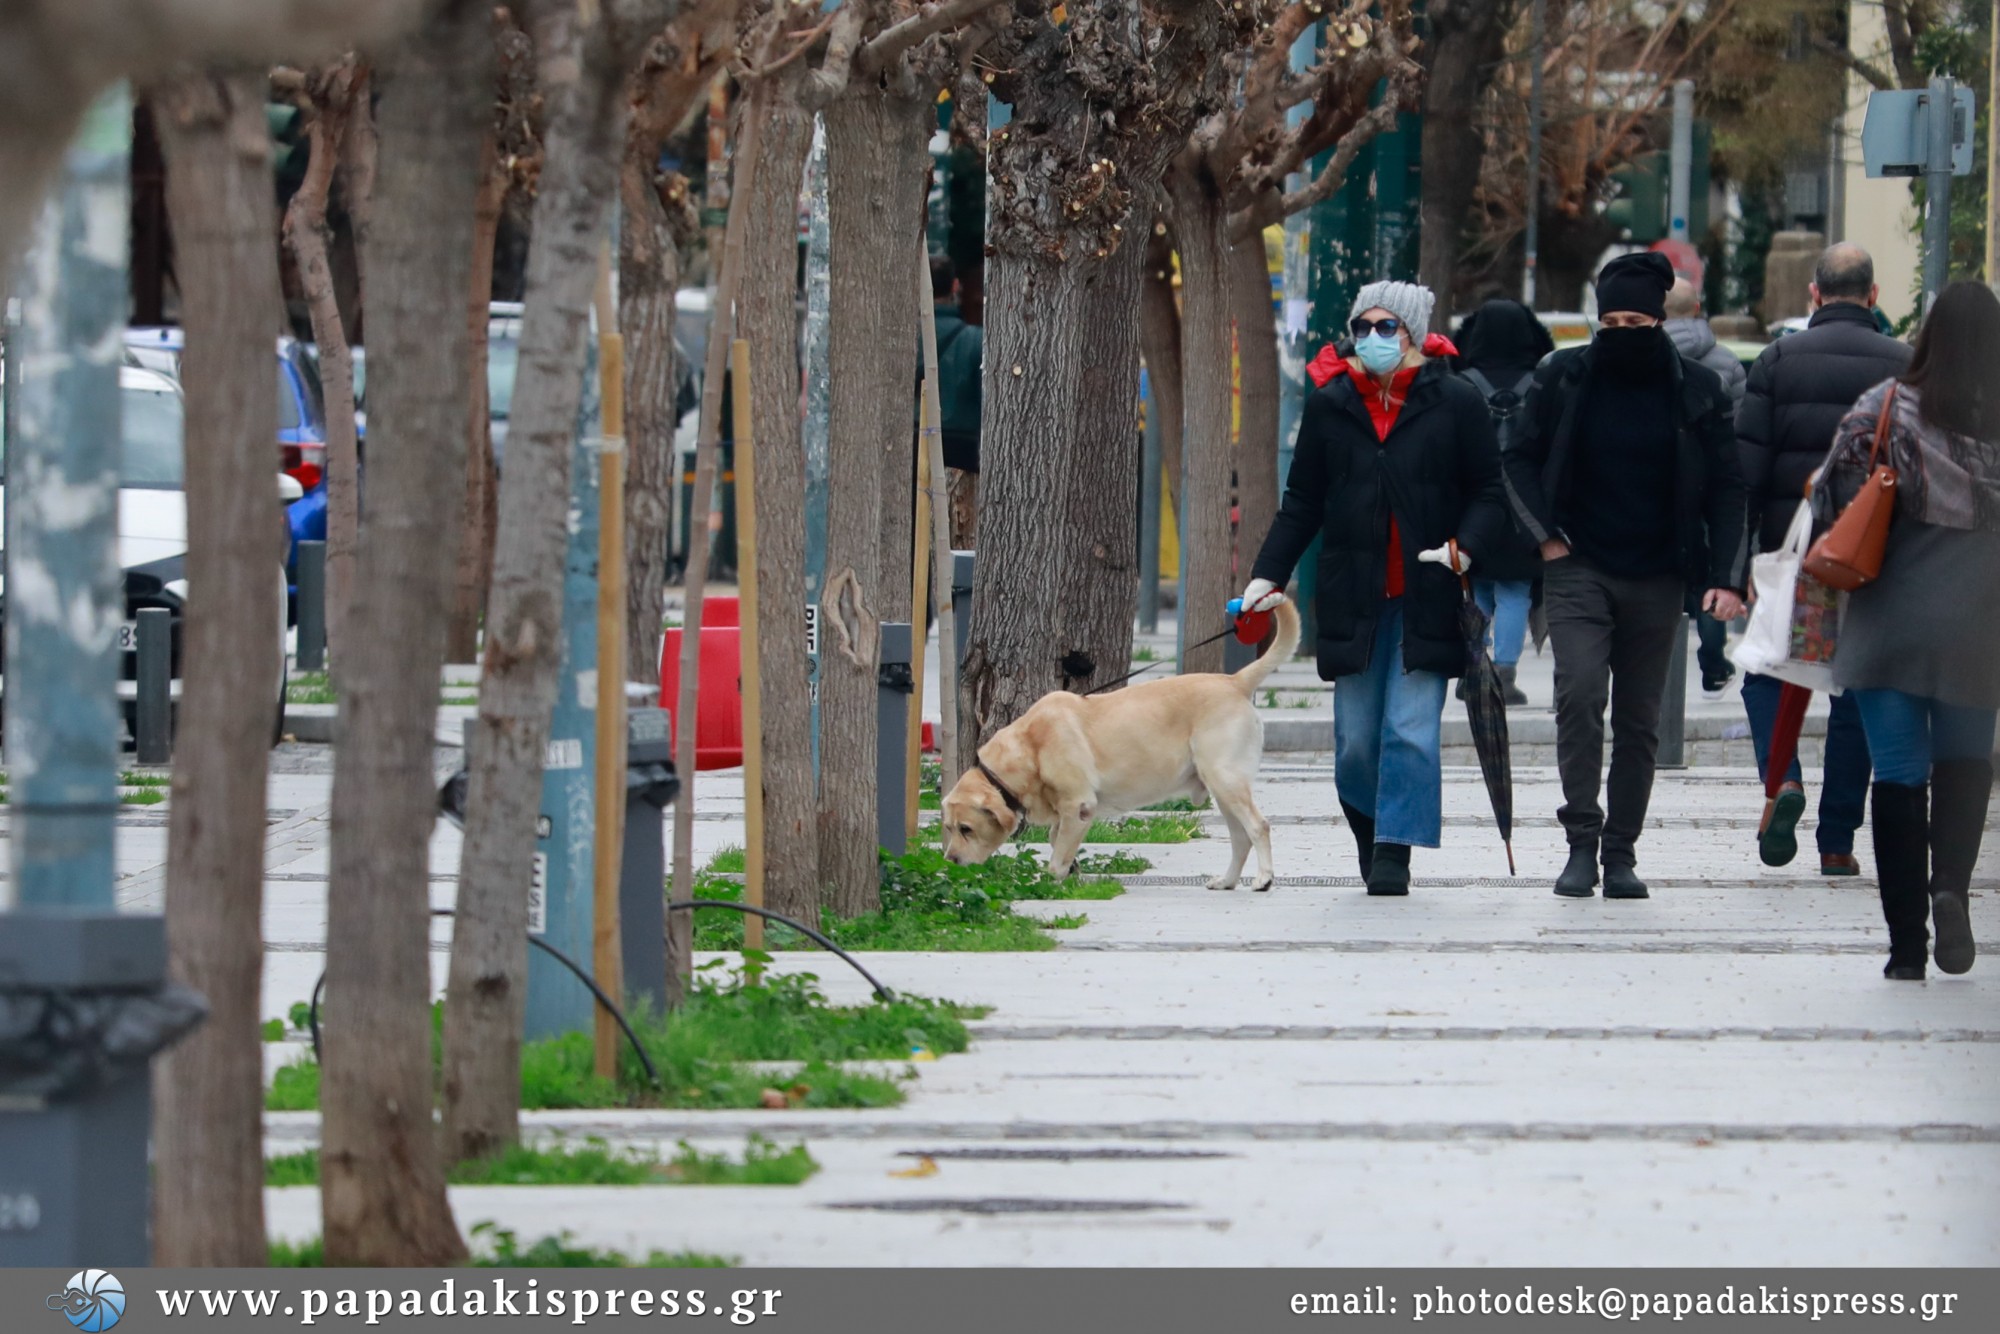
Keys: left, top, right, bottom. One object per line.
{"left": 825, "top": 1198, "right": 1189, "bottom": 1215}
{"left": 898, "top": 1148, "right": 1231, "bottom": 1163}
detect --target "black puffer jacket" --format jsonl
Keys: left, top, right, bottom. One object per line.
{"left": 1251, "top": 354, "right": 1508, "bottom": 680}
{"left": 1503, "top": 340, "right": 1750, "bottom": 595}
{"left": 1737, "top": 302, "right": 1911, "bottom": 551}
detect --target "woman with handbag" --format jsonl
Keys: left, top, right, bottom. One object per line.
{"left": 1809, "top": 281, "right": 2000, "bottom": 980}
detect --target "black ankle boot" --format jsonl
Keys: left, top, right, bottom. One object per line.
{"left": 1928, "top": 759, "right": 1989, "bottom": 975}
{"left": 1871, "top": 781, "right": 1931, "bottom": 980}
{"left": 1341, "top": 802, "right": 1376, "bottom": 880}
{"left": 1553, "top": 844, "right": 1599, "bottom": 898}
{"left": 1365, "top": 842, "right": 1410, "bottom": 896}
{"left": 1602, "top": 862, "right": 1649, "bottom": 899}
{"left": 1497, "top": 663, "right": 1529, "bottom": 707}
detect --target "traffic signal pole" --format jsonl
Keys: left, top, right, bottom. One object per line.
{"left": 1669, "top": 79, "right": 1693, "bottom": 243}
{"left": 1923, "top": 75, "right": 1957, "bottom": 312}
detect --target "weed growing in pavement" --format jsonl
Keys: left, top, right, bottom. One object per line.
{"left": 119, "top": 771, "right": 171, "bottom": 788}
{"left": 285, "top": 672, "right": 337, "bottom": 705}
{"left": 1132, "top": 645, "right": 1159, "bottom": 662}
{"left": 703, "top": 847, "right": 747, "bottom": 874}
{"left": 689, "top": 847, "right": 1121, "bottom": 953}
{"left": 121, "top": 789, "right": 166, "bottom": 806}
{"left": 265, "top": 967, "right": 970, "bottom": 1113}
{"left": 270, "top": 1226, "right": 734, "bottom": 1269}
{"left": 1075, "top": 849, "right": 1153, "bottom": 875}
{"left": 264, "top": 1135, "right": 818, "bottom": 1188}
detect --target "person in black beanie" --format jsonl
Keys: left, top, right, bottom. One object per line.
{"left": 1502, "top": 252, "right": 1750, "bottom": 899}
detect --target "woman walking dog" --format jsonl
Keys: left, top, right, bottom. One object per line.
{"left": 1811, "top": 281, "right": 2000, "bottom": 980}
{"left": 1237, "top": 281, "right": 1508, "bottom": 895}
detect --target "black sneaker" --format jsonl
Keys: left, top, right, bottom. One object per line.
{"left": 1701, "top": 663, "right": 1736, "bottom": 700}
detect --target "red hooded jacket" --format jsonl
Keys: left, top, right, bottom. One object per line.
{"left": 1305, "top": 333, "right": 1460, "bottom": 597}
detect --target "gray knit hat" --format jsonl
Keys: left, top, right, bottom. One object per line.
{"left": 1349, "top": 280, "right": 1435, "bottom": 345}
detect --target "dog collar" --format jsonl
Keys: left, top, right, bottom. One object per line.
{"left": 975, "top": 755, "right": 1030, "bottom": 834}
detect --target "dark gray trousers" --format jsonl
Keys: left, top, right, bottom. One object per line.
{"left": 1544, "top": 556, "right": 1685, "bottom": 866}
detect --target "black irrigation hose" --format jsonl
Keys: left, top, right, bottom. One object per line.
{"left": 667, "top": 898, "right": 897, "bottom": 1002}
{"left": 306, "top": 911, "right": 661, "bottom": 1089}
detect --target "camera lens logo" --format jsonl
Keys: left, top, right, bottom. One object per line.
{"left": 47, "top": 1270, "right": 125, "bottom": 1332}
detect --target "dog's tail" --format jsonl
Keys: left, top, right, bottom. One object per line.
{"left": 1230, "top": 599, "right": 1301, "bottom": 694}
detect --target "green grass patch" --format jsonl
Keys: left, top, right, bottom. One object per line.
{"left": 441, "top": 694, "right": 479, "bottom": 706}
{"left": 271, "top": 1225, "right": 733, "bottom": 1269}
{"left": 266, "top": 967, "right": 970, "bottom": 1113}
{"left": 916, "top": 813, "right": 1202, "bottom": 846}
{"left": 704, "top": 846, "right": 747, "bottom": 874}
{"left": 121, "top": 789, "right": 166, "bottom": 806}
{"left": 265, "top": 1136, "right": 817, "bottom": 1188}
{"left": 1132, "top": 645, "right": 1159, "bottom": 662}
{"left": 1075, "top": 849, "right": 1153, "bottom": 875}
{"left": 690, "top": 847, "right": 1121, "bottom": 953}
{"left": 119, "top": 771, "right": 171, "bottom": 788}
{"left": 1142, "top": 796, "right": 1210, "bottom": 812}
{"left": 286, "top": 672, "right": 337, "bottom": 705}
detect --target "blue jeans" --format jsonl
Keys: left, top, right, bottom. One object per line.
{"left": 1473, "top": 579, "right": 1532, "bottom": 667}
{"left": 1334, "top": 600, "right": 1448, "bottom": 848}
{"left": 1850, "top": 689, "right": 1997, "bottom": 786}
{"left": 1740, "top": 672, "right": 1871, "bottom": 855}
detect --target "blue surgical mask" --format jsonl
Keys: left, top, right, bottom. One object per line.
{"left": 1355, "top": 332, "right": 1404, "bottom": 376}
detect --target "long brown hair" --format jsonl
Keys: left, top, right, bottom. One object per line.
{"left": 1904, "top": 281, "right": 2000, "bottom": 443}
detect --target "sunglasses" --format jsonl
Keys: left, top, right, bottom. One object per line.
{"left": 1349, "top": 316, "right": 1404, "bottom": 338}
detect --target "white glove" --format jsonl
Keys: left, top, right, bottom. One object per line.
{"left": 1238, "top": 578, "right": 1286, "bottom": 613}
{"left": 1418, "top": 544, "right": 1472, "bottom": 574}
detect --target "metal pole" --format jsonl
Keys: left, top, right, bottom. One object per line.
{"left": 1669, "top": 79, "right": 1694, "bottom": 243}
{"left": 876, "top": 622, "right": 912, "bottom": 857}
{"left": 1523, "top": 0, "right": 1545, "bottom": 307}
{"left": 1923, "top": 75, "right": 1957, "bottom": 312}
{"left": 952, "top": 551, "right": 974, "bottom": 671}
{"left": 296, "top": 540, "right": 327, "bottom": 673}
{"left": 1658, "top": 618, "right": 1690, "bottom": 770}
{"left": 134, "top": 608, "right": 173, "bottom": 766}
{"left": 1138, "top": 372, "right": 1162, "bottom": 633}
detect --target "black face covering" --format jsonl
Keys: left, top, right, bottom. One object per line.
{"left": 1594, "top": 324, "right": 1670, "bottom": 379}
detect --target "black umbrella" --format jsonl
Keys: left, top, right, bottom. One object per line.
{"left": 1452, "top": 548, "right": 1516, "bottom": 875}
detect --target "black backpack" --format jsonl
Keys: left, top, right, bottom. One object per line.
{"left": 1459, "top": 367, "right": 1535, "bottom": 455}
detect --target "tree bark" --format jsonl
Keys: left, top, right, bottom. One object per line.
{"left": 1229, "top": 225, "right": 1279, "bottom": 572}
{"left": 150, "top": 69, "right": 284, "bottom": 1269}
{"left": 447, "top": 139, "right": 505, "bottom": 664}
{"left": 818, "top": 90, "right": 931, "bottom": 914}
{"left": 734, "top": 78, "right": 820, "bottom": 926}
{"left": 1165, "top": 157, "right": 1234, "bottom": 675}
{"left": 620, "top": 153, "right": 682, "bottom": 687}
{"left": 444, "top": 0, "right": 658, "bottom": 1163}
{"left": 1139, "top": 221, "right": 1184, "bottom": 515}
{"left": 282, "top": 64, "right": 364, "bottom": 654}
{"left": 1417, "top": 0, "right": 1521, "bottom": 304}
{"left": 320, "top": 0, "right": 488, "bottom": 1267}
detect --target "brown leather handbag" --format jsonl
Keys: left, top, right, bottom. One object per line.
{"left": 1804, "top": 385, "right": 1900, "bottom": 592}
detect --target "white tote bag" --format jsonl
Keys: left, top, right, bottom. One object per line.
{"left": 1733, "top": 501, "right": 1841, "bottom": 693}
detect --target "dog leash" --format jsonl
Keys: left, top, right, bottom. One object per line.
{"left": 1079, "top": 624, "right": 1241, "bottom": 697}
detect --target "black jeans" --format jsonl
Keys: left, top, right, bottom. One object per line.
{"left": 1545, "top": 556, "right": 1685, "bottom": 866}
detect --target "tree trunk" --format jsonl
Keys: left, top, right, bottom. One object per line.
{"left": 444, "top": 2, "right": 628, "bottom": 1164}
{"left": 1139, "top": 222, "right": 1184, "bottom": 514}
{"left": 447, "top": 144, "right": 504, "bottom": 664}
{"left": 620, "top": 148, "right": 679, "bottom": 688}
{"left": 1166, "top": 157, "right": 1234, "bottom": 674}
{"left": 320, "top": 0, "right": 487, "bottom": 1267}
{"left": 734, "top": 82, "right": 820, "bottom": 926}
{"left": 1416, "top": 1, "right": 1519, "bottom": 304}
{"left": 340, "top": 64, "right": 378, "bottom": 342}
{"left": 818, "top": 90, "right": 930, "bottom": 915}
{"left": 283, "top": 73, "right": 362, "bottom": 654}
{"left": 150, "top": 69, "right": 284, "bottom": 1269}
{"left": 1229, "top": 226, "right": 1279, "bottom": 571}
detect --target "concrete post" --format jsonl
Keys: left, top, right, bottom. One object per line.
{"left": 877, "top": 622, "right": 913, "bottom": 857}
{"left": 295, "top": 539, "right": 327, "bottom": 672}
{"left": 951, "top": 550, "right": 975, "bottom": 668}
{"left": 134, "top": 607, "right": 172, "bottom": 765}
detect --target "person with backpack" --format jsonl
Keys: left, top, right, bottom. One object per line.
{"left": 1453, "top": 297, "right": 1556, "bottom": 706}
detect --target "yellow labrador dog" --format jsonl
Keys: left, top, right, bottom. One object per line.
{"left": 940, "top": 601, "right": 1300, "bottom": 891}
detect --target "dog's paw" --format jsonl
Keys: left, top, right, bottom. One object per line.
{"left": 1205, "top": 875, "right": 1238, "bottom": 892}
{"left": 1247, "top": 874, "right": 1274, "bottom": 893}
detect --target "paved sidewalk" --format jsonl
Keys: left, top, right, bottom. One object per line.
{"left": 74, "top": 736, "right": 1987, "bottom": 1266}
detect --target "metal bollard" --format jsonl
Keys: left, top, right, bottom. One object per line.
{"left": 134, "top": 607, "right": 172, "bottom": 765}
{"left": 1223, "top": 630, "right": 1256, "bottom": 674}
{"left": 296, "top": 539, "right": 327, "bottom": 672}
{"left": 1658, "top": 615, "right": 1690, "bottom": 769}
{"left": 877, "top": 622, "right": 913, "bottom": 857}
{"left": 620, "top": 706, "right": 676, "bottom": 1015}
{"left": 950, "top": 551, "right": 974, "bottom": 668}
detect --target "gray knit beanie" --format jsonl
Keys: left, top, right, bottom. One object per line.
{"left": 1349, "top": 280, "right": 1435, "bottom": 345}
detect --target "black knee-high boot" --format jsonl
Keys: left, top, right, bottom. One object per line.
{"left": 1341, "top": 801, "right": 1375, "bottom": 880}
{"left": 1871, "top": 781, "right": 1931, "bottom": 980}
{"left": 1928, "top": 759, "right": 1990, "bottom": 976}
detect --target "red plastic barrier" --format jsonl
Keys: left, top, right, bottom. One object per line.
{"left": 702, "top": 595, "right": 740, "bottom": 628}
{"left": 660, "top": 624, "right": 744, "bottom": 770}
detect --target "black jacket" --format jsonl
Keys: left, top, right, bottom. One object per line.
{"left": 1252, "top": 357, "right": 1508, "bottom": 679}
{"left": 1736, "top": 302, "right": 1912, "bottom": 551}
{"left": 1454, "top": 299, "right": 1557, "bottom": 583}
{"left": 1503, "top": 342, "right": 1750, "bottom": 595}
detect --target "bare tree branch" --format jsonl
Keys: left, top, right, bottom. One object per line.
{"left": 857, "top": 0, "right": 1010, "bottom": 79}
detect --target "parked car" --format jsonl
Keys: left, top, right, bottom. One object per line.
{"left": 0, "top": 365, "right": 294, "bottom": 747}
{"left": 122, "top": 328, "right": 331, "bottom": 492}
